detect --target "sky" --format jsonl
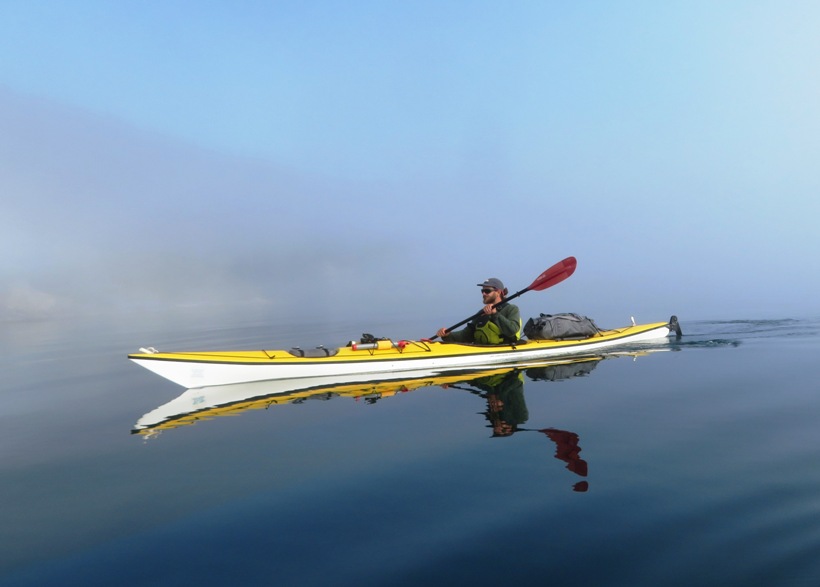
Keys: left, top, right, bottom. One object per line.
{"left": 1, "top": 1, "right": 818, "bottom": 332}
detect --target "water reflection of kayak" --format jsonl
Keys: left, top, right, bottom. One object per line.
{"left": 132, "top": 349, "right": 672, "bottom": 438}
{"left": 128, "top": 317, "right": 681, "bottom": 389}
{"left": 132, "top": 357, "right": 602, "bottom": 436}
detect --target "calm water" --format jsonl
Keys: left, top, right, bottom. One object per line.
{"left": 2, "top": 315, "right": 820, "bottom": 586}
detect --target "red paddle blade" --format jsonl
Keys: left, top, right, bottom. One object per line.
{"left": 528, "top": 256, "right": 577, "bottom": 291}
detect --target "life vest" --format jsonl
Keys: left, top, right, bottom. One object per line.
{"left": 473, "top": 305, "right": 522, "bottom": 344}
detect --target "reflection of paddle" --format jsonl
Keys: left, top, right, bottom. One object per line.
{"left": 431, "top": 256, "right": 577, "bottom": 340}
{"left": 541, "top": 428, "right": 588, "bottom": 477}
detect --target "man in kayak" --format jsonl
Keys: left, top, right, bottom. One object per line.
{"left": 436, "top": 278, "right": 522, "bottom": 344}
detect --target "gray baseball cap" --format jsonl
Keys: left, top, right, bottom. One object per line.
{"left": 477, "top": 278, "right": 505, "bottom": 290}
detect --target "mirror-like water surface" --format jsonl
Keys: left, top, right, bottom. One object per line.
{"left": 2, "top": 317, "right": 819, "bottom": 586}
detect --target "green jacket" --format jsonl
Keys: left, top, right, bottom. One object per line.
{"left": 443, "top": 302, "right": 521, "bottom": 344}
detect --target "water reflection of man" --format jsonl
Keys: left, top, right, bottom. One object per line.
{"left": 462, "top": 367, "right": 590, "bottom": 491}
{"left": 470, "top": 370, "right": 529, "bottom": 437}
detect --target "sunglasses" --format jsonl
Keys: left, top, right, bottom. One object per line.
{"left": 481, "top": 288, "right": 495, "bottom": 294}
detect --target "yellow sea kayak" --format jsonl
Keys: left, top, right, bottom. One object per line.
{"left": 128, "top": 316, "right": 681, "bottom": 388}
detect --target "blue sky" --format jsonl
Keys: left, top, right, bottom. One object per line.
{"left": 1, "top": 1, "right": 818, "bottom": 329}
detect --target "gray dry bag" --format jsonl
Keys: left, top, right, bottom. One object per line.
{"left": 523, "top": 313, "right": 602, "bottom": 340}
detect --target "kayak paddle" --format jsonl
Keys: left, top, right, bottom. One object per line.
{"left": 430, "top": 256, "right": 577, "bottom": 340}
